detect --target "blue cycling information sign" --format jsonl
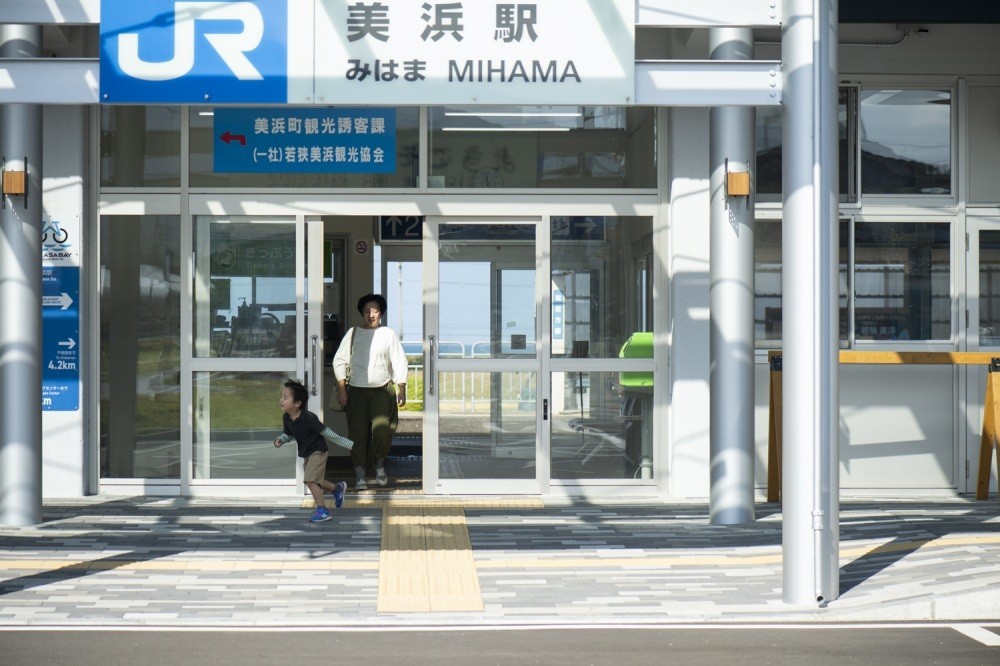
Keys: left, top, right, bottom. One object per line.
{"left": 42, "top": 265, "right": 80, "bottom": 411}
{"left": 213, "top": 108, "right": 396, "bottom": 174}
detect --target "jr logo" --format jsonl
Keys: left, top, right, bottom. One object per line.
{"left": 117, "top": 2, "right": 264, "bottom": 81}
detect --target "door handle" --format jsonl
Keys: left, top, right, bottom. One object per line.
{"left": 543, "top": 398, "right": 548, "bottom": 420}
{"left": 310, "top": 334, "right": 319, "bottom": 395}
{"left": 428, "top": 335, "right": 436, "bottom": 396}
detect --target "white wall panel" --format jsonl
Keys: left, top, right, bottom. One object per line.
{"left": 754, "top": 363, "right": 960, "bottom": 492}
{"left": 667, "top": 107, "right": 711, "bottom": 498}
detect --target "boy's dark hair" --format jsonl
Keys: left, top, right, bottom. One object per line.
{"left": 357, "top": 293, "right": 388, "bottom": 315}
{"left": 284, "top": 379, "right": 308, "bottom": 408}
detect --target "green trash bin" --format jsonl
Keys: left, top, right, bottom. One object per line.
{"left": 618, "top": 332, "right": 653, "bottom": 478}
{"left": 619, "top": 331, "right": 653, "bottom": 388}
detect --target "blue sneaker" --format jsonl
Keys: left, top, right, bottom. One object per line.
{"left": 309, "top": 507, "right": 331, "bottom": 523}
{"left": 332, "top": 482, "right": 347, "bottom": 509}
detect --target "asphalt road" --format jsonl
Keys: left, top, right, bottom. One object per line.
{"left": 1, "top": 624, "right": 998, "bottom": 665}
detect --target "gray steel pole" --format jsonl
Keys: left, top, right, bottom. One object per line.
{"left": 709, "top": 28, "right": 756, "bottom": 525}
{"left": 0, "top": 25, "right": 43, "bottom": 526}
{"left": 781, "top": 0, "right": 840, "bottom": 604}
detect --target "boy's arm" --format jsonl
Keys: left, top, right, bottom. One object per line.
{"left": 320, "top": 427, "right": 353, "bottom": 451}
{"left": 273, "top": 433, "right": 293, "bottom": 448}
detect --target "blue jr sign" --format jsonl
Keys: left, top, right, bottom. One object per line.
{"left": 100, "top": 0, "right": 288, "bottom": 103}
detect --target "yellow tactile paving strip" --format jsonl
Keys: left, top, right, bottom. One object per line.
{"left": 377, "top": 504, "right": 482, "bottom": 612}
{"left": 308, "top": 496, "right": 543, "bottom": 613}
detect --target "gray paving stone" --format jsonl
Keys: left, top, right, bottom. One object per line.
{"left": 1, "top": 496, "right": 999, "bottom": 625}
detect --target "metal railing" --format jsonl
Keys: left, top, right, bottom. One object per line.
{"left": 401, "top": 340, "right": 535, "bottom": 412}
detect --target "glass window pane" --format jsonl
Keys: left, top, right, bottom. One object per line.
{"left": 980, "top": 230, "right": 1000, "bottom": 346}
{"left": 754, "top": 220, "right": 783, "bottom": 342}
{"left": 189, "top": 107, "right": 418, "bottom": 187}
{"left": 429, "top": 106, "right": 656, "bottom": 188}
{"left": 193, "top": 372, "right": 296, "bottom": 479}
{"left": 755, "top": 88, "right": 852, "bottom": 201}
{"left": 754, "top": 220, "right": 850, "bottom": 345}
{"left": 101, "top": 106, "right": 181, "bottom": 187}
{"left": 100, "top": 215, "right": 181, "bottom": 478}
{"left": 854, "top": 222, "right": 951, "bottom": 341}
{"left": 968, "top": 87, "right": 1000, "bottom": 204}
{"left": 551, "top": 371, "right": 652, "bottom": 480}
{"left": 755, "top": 106, "right": 783, "bottom": 198}
{"left": 193, "top": 217, "right": 298, "bottom": 358}
{"left": 438, "top": 371, "right": 536, "bottom": 479}
{"left": 438, "top": 224, "right": 536, "bottom": 359}
{"left": 551, "top": 216, "right": 653, "bottom": 357}
{"left": 860, "top": 89, "right": 951, "bottom": 195}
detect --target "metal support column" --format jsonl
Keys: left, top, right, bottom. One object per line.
{"left": 0, "top": 25, "right": 44, "bottom": 526}
{"left": 781, "top": 0, "right": 840, "bottom": 604}
{"left": 709, "top": 28, "right": 756, "bottom": 525}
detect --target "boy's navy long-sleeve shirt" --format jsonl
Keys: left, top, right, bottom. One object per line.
{"left": 282, "top": 410, "right": 328, "bottom": 459}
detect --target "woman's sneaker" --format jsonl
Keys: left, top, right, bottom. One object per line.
{"left": 354, "top": 468, "right": 367, "bottom": 491}
{"left": 309, "top": 507, "right": 331, "bottom": 523}
{"left": 374, "top": 465, "right": 388, "bottom": 487}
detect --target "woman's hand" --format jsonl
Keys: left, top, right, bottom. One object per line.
{"left": 338, "top": 383, "right": 349, "bottom": 408}
{"left": 396, "top": 382, "right": 406, "bottom": 407}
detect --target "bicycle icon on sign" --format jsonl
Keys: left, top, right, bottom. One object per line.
{"left": 42, "top": 219, "right": 70, "bottom": 250}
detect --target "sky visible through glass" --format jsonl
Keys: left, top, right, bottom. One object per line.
{"left": 378, "top": 254, "right": 535, "bottom": 357}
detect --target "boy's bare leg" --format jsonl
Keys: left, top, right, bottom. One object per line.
{"left": 306, "top": 481, "right": 326, "bottom": 508}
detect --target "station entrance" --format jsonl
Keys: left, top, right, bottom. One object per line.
{"left": 99, "top": 211, "right": 656, "bottom": 495}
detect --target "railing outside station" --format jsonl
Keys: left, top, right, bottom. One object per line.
{"left": 401, "top": 341, "right": 535, "bottom": 412}
{"left": 767, "top": 350, "right": 1000, "bottom": 503}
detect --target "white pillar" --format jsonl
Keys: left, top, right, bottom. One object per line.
{"left": 0, "top": 25, "right": 43, "bottom": 526}
{"left": 780, "top": 0, "right": 841, "bottom": 605}
{"left": 709, "top": 28, "right": 756, "bottom": 525}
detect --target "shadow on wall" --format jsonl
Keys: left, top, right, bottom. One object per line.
{"left": 753, "top": 363, "right": 964, "bottom": 491}
{"left": 669, "top": 269, "right": 710, "bottom": 386}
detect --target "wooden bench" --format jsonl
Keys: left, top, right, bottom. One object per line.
{"left": 767, "top": 351, "right": 1000, "bottom": 502}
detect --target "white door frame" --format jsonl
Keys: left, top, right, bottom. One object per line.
{"left": 183, "top": 213, "right": 322, "bottom": 494}
{"left": 422, "top": 215, "right": 549, "bottom": 494}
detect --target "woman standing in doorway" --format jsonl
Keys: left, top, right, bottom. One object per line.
{"left": 333, "top": 293, "right": 408, "bottom": 490}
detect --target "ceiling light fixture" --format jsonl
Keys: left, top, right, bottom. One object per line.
{"left": 444, "top": 111, "right": 582, "bottom": 118}
{"left": 442, "top": 127, "right": 572, "bottom": 132}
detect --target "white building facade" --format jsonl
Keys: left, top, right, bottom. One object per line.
{"left": 1, "top": 1, "right": 998, "bottom": 506}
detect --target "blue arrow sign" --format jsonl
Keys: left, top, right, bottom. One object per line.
{"left": 42, "top": 266, "right": 80, "bottom": 411}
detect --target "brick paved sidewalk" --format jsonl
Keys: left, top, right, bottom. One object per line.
{"left": 0, "top": 496, "right": 997, "bottom": 626}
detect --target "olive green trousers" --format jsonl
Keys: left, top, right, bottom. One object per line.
{"left": 345, "top": 382, "right": 398, "bottom": 468}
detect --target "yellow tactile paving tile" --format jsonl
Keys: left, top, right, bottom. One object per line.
{"left": 377, "top": 504, "right": 484, "bottom": 613}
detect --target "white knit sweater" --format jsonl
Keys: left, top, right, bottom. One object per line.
{"left": 332, "top": 326, "right": 408, "bottom": 387}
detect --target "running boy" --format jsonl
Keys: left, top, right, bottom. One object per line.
{"left": 274, "top": 379, "right": 353, "bottom": 522}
